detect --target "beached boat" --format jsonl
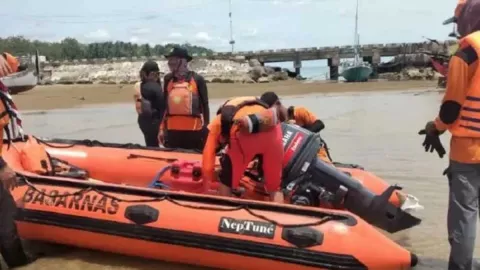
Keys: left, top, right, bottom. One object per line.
{"left": 0, "top": 50, "right": 40, "bottom": 94}
{"left": 6, "top": 137, "right": 419, "bottom": 269}
{"left": 341, "top": 0, "right": 372, "bottom": 82}
{"left": 0, "top": 69, "right": 38, "bottom": 94}
{"left": 7, "top": 124, "right": 422, "bottom": 233}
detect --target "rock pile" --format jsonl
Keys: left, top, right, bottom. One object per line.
{"left": 41, "top": 58, "right": 295, "bottom": 85}
{"left": 378, "top": 67, "right": 442, "bottom": 81}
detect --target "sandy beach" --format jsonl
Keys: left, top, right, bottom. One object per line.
{"left": 15, "top": 80, "right": 438, "bottom": 111}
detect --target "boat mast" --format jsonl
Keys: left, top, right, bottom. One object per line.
{"left": 353, "top": 0, "right": 359, "bottom": 65}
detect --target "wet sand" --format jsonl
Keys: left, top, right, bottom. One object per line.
{"left": 15, "top": 81, "right": 476, "bottom": 270}
{"left": 15, "top": 80, "right": 437, "bottom": 110}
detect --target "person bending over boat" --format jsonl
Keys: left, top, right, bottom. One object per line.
{"left": 259, "top": 91, "right": 332, "bottom": 163}
{"left": 135, "top": 60, "right": 165, "bottom": 147}
{"left": 202, "top": 96, "right": 286, "bottom": 203}
{"left": 159, "top": 47, "right": 209, "bottom": 151}
{"left": 0, "top": 81, "right": 35, "bottom": 268}
{"left": 422, "top": 1, "right": 480, "bottom": 269}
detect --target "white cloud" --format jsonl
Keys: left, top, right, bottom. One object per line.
{"left": 131, "top": 27, "right": 151, "bottom": 36}
{"left": 168, "top": 32, "right": 183, "bottom": 39}
{"left": 84, "top": 29, "right": 110, "bottom": 41}
{"left": 130, "top": 36, "right": 140, "bottom": 43}
{"left": 130, "top": 36, "right": 149, "bottom": 44}
{"left": 241, "top": 28, "right": 258, "bottom": 38}
{"left": 194, "top": 32, "right": 212, "bottom": 43}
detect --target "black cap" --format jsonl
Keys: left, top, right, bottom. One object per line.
{"left": 164, "top": 46, "right": 193, "bottom": 62}
{"left": 140, "top": 60, "right": 160, "bottom": 73}
{"left": 260, "top": 91, "right": 280, "bottom": 107}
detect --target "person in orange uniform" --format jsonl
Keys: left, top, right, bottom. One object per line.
{"left": 159, "top": 47, "right": 209, "bottom": 151}
{"left": 0, "top": 81, "right": 35, "bottom": 268}
{"left": 202, "top": 96, "right": 287, "bottom": 203}
{"left": 422, "top": 1, "right": 480, "bottom": 269}
{"left": 259, "top": 91, "right": 332, "bottom": 163}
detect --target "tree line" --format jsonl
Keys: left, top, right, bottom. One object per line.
{"left": 0, "top": 36, "right": 214, "bottom": 61}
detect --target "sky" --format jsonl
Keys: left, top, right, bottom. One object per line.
{"left": 0, "top": 0, "right": 457, "bottom": 52}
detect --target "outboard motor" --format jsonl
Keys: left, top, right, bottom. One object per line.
{"left": 280, "top": 123, "right": 421, "bottom": 233}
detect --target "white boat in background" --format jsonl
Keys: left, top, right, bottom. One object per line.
{"left": 0, "top": 50, "right": 40, "bottom": 95}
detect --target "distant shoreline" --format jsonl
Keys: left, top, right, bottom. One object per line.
{"left": 15, "top": 80, "right": 438, "bottom": 111}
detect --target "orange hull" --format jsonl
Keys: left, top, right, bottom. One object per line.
{"left": 11, "top": 172, "right": 417, "bottom": 269}
{"left": 25, "top": 138, "right": 412, "bottom": 209}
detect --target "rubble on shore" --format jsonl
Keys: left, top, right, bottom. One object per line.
{"left": 40, "top": 58, "right": 296, "bottom": 85}
{"left": 378, "top": 67, "right": 442, "bottom": 82}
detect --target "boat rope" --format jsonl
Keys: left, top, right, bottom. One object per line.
{"left": 35, "top": 137, "right": 204, "bottom": 153}
{"left": 18, "top": 175, "right": 346, "bottom": 228}
{"left": 322, "top": 139, "right": 334, "bottom": 162}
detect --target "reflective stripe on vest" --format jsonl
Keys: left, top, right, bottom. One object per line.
{"left": 218, "top": 96, "right": 269, "bottom": 140}
{"left": 166, "top": 74, "right": 201, "bottom": 117}
{"left": 450, "top": 31, "right": 480, "bottom": 137}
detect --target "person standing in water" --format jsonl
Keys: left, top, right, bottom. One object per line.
{"left": 159, "top": 46, "right": 210, "bottom": 151}
{"left": 135, "top": 60, "right": 164, "bottom": 147}
{"left": 422, "top": 1, "right": 480, "bottom": 269}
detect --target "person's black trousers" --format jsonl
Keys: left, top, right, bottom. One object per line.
{"left": 137, "top": 116, "right": 161, "bottom": 147}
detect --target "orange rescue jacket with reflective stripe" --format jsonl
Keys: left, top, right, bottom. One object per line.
{"left": 166, "top": 74, "right": 201, "bottom": 117}
{"left": 163, "top": 73, "right": 202, "bottom": 131}
{"left": 3, "top": 53, "right": 18, "bottom": 73}
{"left": 449, "top": 31, "right": 480, "bottom": 137}
{"left": 0, "top": 54, "right": 12, "bottom": 78}
{"left": 217, "top": 96, "right": 275, "bottom": 140}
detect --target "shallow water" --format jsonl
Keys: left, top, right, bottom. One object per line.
{"left": 16, "top": 88, "right": 479, "bottom": 269}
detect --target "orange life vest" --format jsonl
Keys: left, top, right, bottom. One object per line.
{"left": 2, "top": 53, "right": 18, "bottom": 73}
{"left": 0, "top": 99, "right": 11, "bottom": 130}
{"left": 0, "top": 55, "right": 12, "bottom": 77}
{"left": 166, "top": 73, "right": 201, "bottom": 118}
{"left": 19, "top": 136, "right": 53, "bottom": 175}
{"left": 449, "top": 31, "right": 480, "bottom": 137}
{"left": 217, "top": 96, "right": 272, "bottom": 140}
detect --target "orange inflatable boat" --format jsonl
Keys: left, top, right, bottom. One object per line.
{"left": 33, "top": 137, "right": 421, "bottom": 210}
{"left": 5, "top": 127, "right": 422, "bottom": 233}
{"left": 7, "top": 152, "right": 419, "bottom": 269}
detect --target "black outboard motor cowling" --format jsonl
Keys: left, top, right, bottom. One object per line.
{"left": 280, "top": 123, "right": 421, "bottom": 233}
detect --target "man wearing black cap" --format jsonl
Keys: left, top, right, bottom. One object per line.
{"left": 135, "top": 60, "right": 165, "bottom": 147}
{"left": 159, "top": 46, "right": 209, "bottom": 151}
{"left": 420, "top": 1, "right": 480, "bottom": 269}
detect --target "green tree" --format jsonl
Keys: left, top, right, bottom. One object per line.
{"left": 0, "top": 35, "right": 214, "bottom": 61}
{"left": 60, "top": 37, "right": 84, "bottom": 60}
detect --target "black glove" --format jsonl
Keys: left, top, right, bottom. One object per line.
{"left": 418, "top": 129, "right": 446, "bottom": 158}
